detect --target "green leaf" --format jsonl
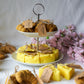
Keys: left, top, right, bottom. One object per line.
{"left": 46, "top": 36, "right": 49, "bottom": 39}
{"left": 65, "top": 26, "right": 68, "bottom": 29}
{"left": 61, "top": 34, "right": 65, "bottom": 37}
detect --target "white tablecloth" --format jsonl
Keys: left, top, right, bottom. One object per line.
{"left": 0, "top": 54, "right": 84, "bottom": 84}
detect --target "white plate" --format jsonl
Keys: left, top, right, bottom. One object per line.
{"left": 11, "top": 52, "right": 63, "bottom": 67}
{"left": 18, "top": 31, "right": 56, "bottom": 37}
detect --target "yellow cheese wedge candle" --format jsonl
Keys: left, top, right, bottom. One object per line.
{"left": 39, "top": 64, "right": 61, "bottom": 81}
{"left": 57, "top": 64, "right": 75, "bottom": 80}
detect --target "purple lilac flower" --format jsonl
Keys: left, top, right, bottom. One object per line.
{"left": 74, "top": 49, "right": 84, "bottom": 62}
{"left": 55, "top": 31, "right": 60, "bottom": 38}
{"left": 78, "top": 33, "right": 84, "bottom": 39}
{"left": 39, "top": 39, "right": 46, "bottom": 44}
{"left": 79, "top": 39, "right": 84, "bottom": 48}
{"left": 74, "top": 42, "right": 79, "bottom": 47}
{"left": 67, "top": 47, "right": 74, "bottom": 59}
{"left": 47, "top": 24, "right": 84, "bottom": 63}
{"left": 47, "top": 39, "right": 57, "bottom": 47}
{"left": 75, "top": 53, "right": 83, "bottom": 62}
{"left": 31, "top": 38, "right": 37, "bottom": 44}
{"left": 31, "top": 38, "right": 47, "bottom": 44}
{"left": 67, "top": 24, "right": 76, "bottom": 31}
{"left": 79, "top": 49, "right": 84, "bottom": 56}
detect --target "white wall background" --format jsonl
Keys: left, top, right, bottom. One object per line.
{"left": 0, "top": 0, "right": 84, "bottom": 47}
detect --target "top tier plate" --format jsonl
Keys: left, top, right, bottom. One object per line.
{"left": 18, "top": 30, "right": 56, "bottom": 37}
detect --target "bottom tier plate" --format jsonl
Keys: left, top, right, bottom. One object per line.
{"left": 11, "top": 52, "right": 63, "bottom": 67}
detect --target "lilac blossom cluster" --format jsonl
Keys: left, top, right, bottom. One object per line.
{"left": 31, "top": 38, "right": 46, "bottom": 44}
{"left": 31, "top": 24, "right": 84, "bottom": 63}
{"left": 47, "top": 24, "right": 84, "bottom": 63}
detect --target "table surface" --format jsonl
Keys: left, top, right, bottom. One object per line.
{"left": 0, "top": 54, "right": 84, "bottom": 84}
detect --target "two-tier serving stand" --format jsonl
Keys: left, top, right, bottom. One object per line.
{"left": 12, "top": 3, "right": 63, "bottom": 66}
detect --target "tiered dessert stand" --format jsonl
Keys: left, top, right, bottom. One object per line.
{"left": 12, "top": 3, "right": 63, "bottom": 66}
